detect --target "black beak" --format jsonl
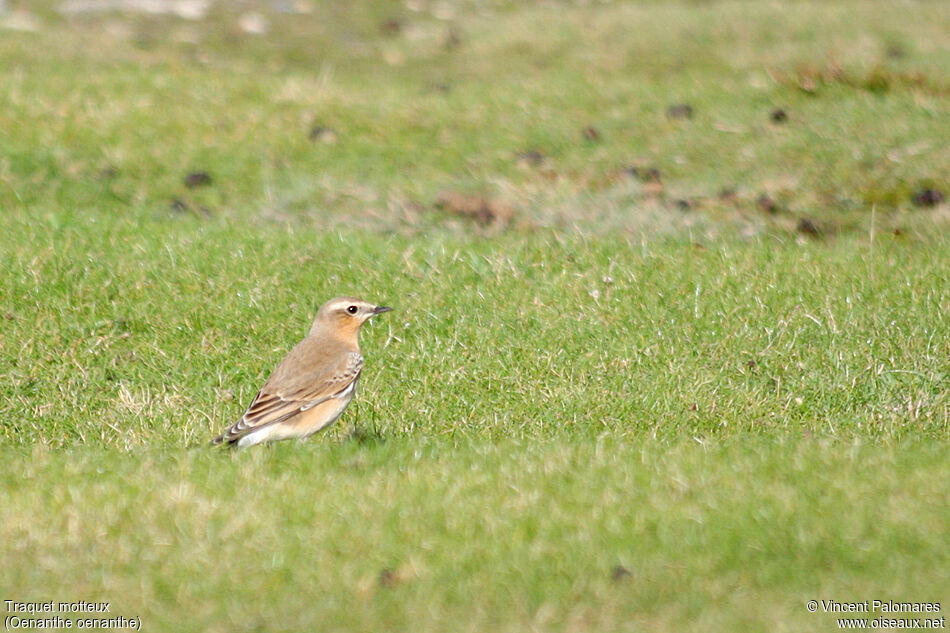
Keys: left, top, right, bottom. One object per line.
{"left": 373, "top": 305, "right": 393, "bottom": 314}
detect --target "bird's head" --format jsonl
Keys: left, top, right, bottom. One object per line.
{"left": 312, "top": 296, "right": 392, "bottom": 338}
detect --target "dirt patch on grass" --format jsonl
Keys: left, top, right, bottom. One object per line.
{"left": 770, "top": 60, "right": 950, "bottom": 96}
{"left": 433, "top": 190, "right": 514, "bottom": 229}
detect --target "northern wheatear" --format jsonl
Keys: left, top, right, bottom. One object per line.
{"left": 212, "top": 297, "right": 392, "bottom": 448}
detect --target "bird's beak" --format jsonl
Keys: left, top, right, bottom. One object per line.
{"left": 373, "top": 305, "right": 393, "bottom": 315}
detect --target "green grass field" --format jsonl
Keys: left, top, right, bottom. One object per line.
{"left": 1, "top": 1, "right": 949, "bottom": 631}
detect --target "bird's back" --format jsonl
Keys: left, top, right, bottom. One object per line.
{"left": 263, "top": 327, "right": 357, "bottom": 395}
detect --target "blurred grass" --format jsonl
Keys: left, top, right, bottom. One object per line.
{"left": 3, "top": 438, "right": 947, "bottom": 632}
{"left": 1, "top": 1, "right": 949, "bottom": 631}
{"left": 2, "top": 0, "right": 949, "bottom": 233}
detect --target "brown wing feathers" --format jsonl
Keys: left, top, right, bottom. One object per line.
{"left": 212, "top": 350, "right": 363, "bottom": 445}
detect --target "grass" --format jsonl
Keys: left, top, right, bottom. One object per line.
{"left": 3, "top": 0, "right": 950, "bottom": 231}
{"left": 4, "top": 439, "right": 947, "bottom": 632}
{"left": 1, "top": 0, "right": 949, "bottom": 631}
{"left": 3, "top": 222, "right": 950, "bottom": 448}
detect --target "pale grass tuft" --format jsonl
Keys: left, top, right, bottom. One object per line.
{"left": 116, "top": 383, "right": 185, "bottom": 417}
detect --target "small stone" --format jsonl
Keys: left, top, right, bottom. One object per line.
{"left": 770, "top": 108, "right": 788, "bottom": 123}
{"left": 610, "top": 566, "right": 632, "bottom": 582}
{"left": 184, "top": 171, "right": 212, "bottom": 188}
{"left": 718, "top": 187, "right": 738, "bottom": 202}
{"left": 98, "top": 165, "right": 118, "bottom": 180}
{"left": 912, "top": 189, "right": 944, "bottom": 208}
{"left": 797, "top": 217, "right": 821, "bottom": 237}
{"left": 667, "top": 103, "right": 694, "bottom": 119}
{"left": 624, "top": 167, "right": 661, "bottom": 183}
{"left": 515, "top": 150, "right": 544, "bottom": 167}
{"left": 308, "top": 126, "right": 338, "bottom": 143}
{"left": 582, "top": 126, "right": 601, "bottom": 141}
{"left": 378, "top": 568, "right": 397, "bottom": 588}
{"left": 380, "top": 18, "right": 401, "bottom": 36}
{"left": 886, "top": 45, "right": 906, "bottom": 60}
{"left": 756, "top": 194, "right": 777, "bottom": 214}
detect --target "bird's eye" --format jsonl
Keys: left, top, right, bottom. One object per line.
{"left": 346, "top": 305, "right": 359, "bottom": 315}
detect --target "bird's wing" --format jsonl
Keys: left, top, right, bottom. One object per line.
{"left": 213, "top": 350, "right": 363, "bottom": 444}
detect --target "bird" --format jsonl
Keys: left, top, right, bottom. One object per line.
{"left": 212, "top": 296, "right": 392, "bottom": 448}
